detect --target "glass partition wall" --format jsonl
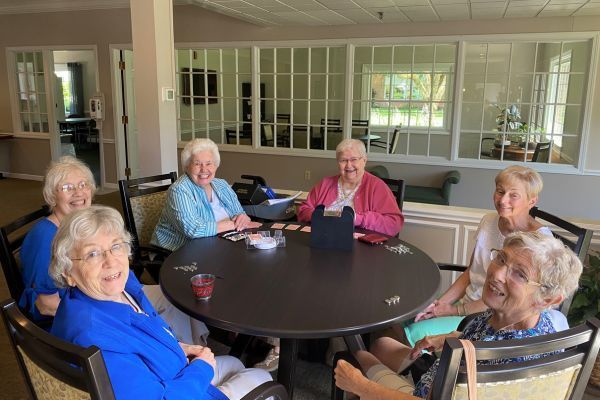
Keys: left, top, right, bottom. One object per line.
{"left": 174, "top": 36, "right": 594, "bottom": 169}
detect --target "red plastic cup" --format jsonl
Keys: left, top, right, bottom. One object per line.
{"left": 190, "top": 274, "right": 216, "bottom": 300}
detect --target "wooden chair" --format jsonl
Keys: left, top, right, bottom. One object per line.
{"left": 118, "top": 172, "right": 177, "bottom": 282}
{"left": 381, "top": 177, "right": 406, "bottom": 210}
{"left": 311, "top": 118, "right": 341, "bottom": 150}
{"left": 1, "top": 299, "right": 115, "bottom": 400}
{"left": 0, "top": 206, "right": 51, "bottom": 303}
{"left": 532, "top": 141, "right": 552, "bottom": 163}
{"left": 332, "top": 318, "right": 600, "bottom": 400}
{"left": 2, "top": 299, "right": 289, "bottom": 400}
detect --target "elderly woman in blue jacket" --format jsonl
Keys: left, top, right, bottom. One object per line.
{"left": 50, "top": 205, "right": 271, "bottom": 400}
{"left": 151, "top": 138, "right": 260, "bottom": 251}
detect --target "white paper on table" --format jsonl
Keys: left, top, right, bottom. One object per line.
{"left": 261, "top": 191, "right": 302, "bottom": 206}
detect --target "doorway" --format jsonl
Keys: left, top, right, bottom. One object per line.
{"left": 112, "top": 48, "right": 139, "bottom": 180}
{"left": 52, "top": 50, "right": 101, "bottom": 185}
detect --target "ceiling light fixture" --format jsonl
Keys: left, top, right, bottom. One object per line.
{"left": 378, "top": 11, "right": 384, "bottom": 21}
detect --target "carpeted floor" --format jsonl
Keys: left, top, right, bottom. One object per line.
{"left": 0, "top": 178, "right": 332, "bottom": 400}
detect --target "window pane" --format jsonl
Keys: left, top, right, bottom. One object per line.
{"left": 393, "top": 46, "right": 413, "bottom": 68}
{"left": 328, "top": 74, "right": 345, "bottom": 100}
{"left": 462, "top": 75, "right": 485, "bottom": 102}
{"left": 275, "top": 48, "right": 291, "bottom": 73}
{"left": 238, "top": 48, "right": 251, "bottom": 73}
{"left": 511, "top": 43, "right": 537, "bottom": 73}
{"left": 373, "top": 46, "right": 392, "bottom": 71}
{"left": 354, "top": 47, "right": 373, "bottom": 72}
{"left": 221, "top": 49, "right": 237, "bottom": 73}
{"left": 311, "top": 75, "right": 326, "bottom": 99}
{"left": 276, "top": 74, "right": 291, "bottom": 98}
{"left": 311, "top": 47, "right": 327, "bottom": 73}
{"left": 535, "top": 43, "right": 562, "bottom": 73}
{"left": 486, "top": 43, "right": 511, "bottom": 74}
{"left": 329, "top": 47, "right": 346, "bottom": 73}
{"left": 293, "top": 75, "right": 308, "bottom": 99}
{"left": 293, "top": 48, "right": 308, "bottom": 73}
{"left": 260, "top": 48, "right": 274, "bottom": 73}
{"left": 563, "top": 41, "right": 591, "bottom": 73}
{"left": 464, "top": 44, "right": 487, "bottom": 74}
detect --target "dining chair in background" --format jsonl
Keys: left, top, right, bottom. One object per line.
{"left": 380, "top": 177, "right": 406, "bottom": 210}
{"left": 532, "top": 141, "right": 552, "bottom": 163}
{"left": 118, "top": 172, "right": 177, "bottom": 282}
{"left": 371, "top": 127, "right": 400, "bottom": 154}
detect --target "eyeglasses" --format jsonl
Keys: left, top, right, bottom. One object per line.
{"left": 60, "top": 181, "right": 90, "bottom": 193}
{"left": 337, "top": 157, "right": 363, "bottom": 165}
{"left": 191, "top": 160, "right": 214, "bottom": 168}
{"left": 71, "top": 242, "right": 132, "bottom": 266}
{"left": 490, "top": 248, "right": 546, "bottom": 288}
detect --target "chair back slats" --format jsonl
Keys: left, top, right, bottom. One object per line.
{"left": 1, "top": 299, "right": 115, "bottom": 400}
{"left": 0, "top": 206, "right": 51, "bottom": 301}
{"left": 431, "top": 318, "right": 600, "bottom": 400}
{"left": 119, "top": 172, "right": 177, "bottom": 248}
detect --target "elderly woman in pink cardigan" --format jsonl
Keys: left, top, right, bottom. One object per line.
{"left": 297, "top": 138, "right": 403, "bottom": 237}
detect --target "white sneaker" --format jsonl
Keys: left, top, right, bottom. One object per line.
{"left": 254, "top": 348, "right": 279, "bottom": 372}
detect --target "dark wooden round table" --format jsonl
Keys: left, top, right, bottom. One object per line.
{"left": 160, "top": 224, "right": 440, "bottom": 395}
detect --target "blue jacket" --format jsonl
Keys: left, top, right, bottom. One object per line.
{"left": 51, "top": 272, "right": 227, "bottom": 400}
{"left": 151, "top": 174, "right": 245, "bottom": 251}
{"left": 19, "top": 218, "right": 67, "bottom": 321}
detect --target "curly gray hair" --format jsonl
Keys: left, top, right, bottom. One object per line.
{"left": 42, "top": 156, "right": 96, "bottom": 210}
{"left": 336, "top": 139, "right": 367, "bottom": 160}
{"left": 503, "top": 231, "right": 582, "bottom": 304}
{"left": 49, "top": 205, "right": 131, "bottom": 288}
{"left": 181, "top": 138, "right": 221, "bottom": 170}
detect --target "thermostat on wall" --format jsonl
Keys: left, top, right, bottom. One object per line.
{"left": 163, "top": 87, "right": 175, "bottom": 102}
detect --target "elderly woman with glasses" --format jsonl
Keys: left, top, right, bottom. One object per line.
{"left": 297, "top": 138, "right": 403, "bottom": 236}
{"left": 50, "top": 205, "right": 272, "bottom": 400}
{"left": 335, "top": 232, "right": 582, "bottom": 399}
{"left": 401, "top": 165, "right": 557, "bottom": 347}
{"left": 19, "top": 157, "right": 208, "bottom": 345}
{"left": 19, "top": 156, "right": 95, "bottom": 321}
{"left": 152, "top": 138, "right": 260, "bottom": 252}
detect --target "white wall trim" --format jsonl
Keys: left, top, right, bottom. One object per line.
{"left": 2, "top": 172, "right": 44, "bottom": 181}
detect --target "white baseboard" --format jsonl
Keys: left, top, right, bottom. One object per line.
{"left": 1, "top": 172, "right": 44, "bottom": 181}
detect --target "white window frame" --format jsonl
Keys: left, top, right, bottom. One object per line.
{"left": 175, "top": 32, "right": 598, "bottom": 174}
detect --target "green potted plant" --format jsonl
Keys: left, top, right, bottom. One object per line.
{"left": 568, "top": 251, "right": 600, "bottom": 388}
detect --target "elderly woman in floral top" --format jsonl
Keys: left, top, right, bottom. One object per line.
{"left": 335, "top": 232, "right": 582, "bottom": 399}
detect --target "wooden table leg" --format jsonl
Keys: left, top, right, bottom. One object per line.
{"left": 278, "top": 338, "right": 299, "bottom": 398}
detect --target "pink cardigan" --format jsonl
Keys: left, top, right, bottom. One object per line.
{"left": 297, "top": 171, "right": 404, "bottom": 236}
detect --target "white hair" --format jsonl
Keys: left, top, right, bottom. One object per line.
{"left": 181, "top": 138, "right": 221, "bottom": 170}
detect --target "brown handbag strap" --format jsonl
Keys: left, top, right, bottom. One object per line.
{"left": 459, "top": 339, "right": 477, "bottom": 400}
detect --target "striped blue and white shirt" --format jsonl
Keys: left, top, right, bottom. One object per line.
{"left": 151, "top": 174, "right": 245, "bottom": 251}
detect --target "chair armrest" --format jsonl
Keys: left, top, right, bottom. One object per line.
{"left": 140, "top": 244, "right": 171, "bottom": 258}
{"left": 331, "top": 351, "right": 363, "bottom": 400}
{"left": 437, "top": 263, "right": 468, "bottom": 272}
{"left": 241, "top": 381, "right": 288, "bottom": 400}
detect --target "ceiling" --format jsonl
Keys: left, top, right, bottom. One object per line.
{"left": 1, "top": 0, "right": 599, "bottom": 26}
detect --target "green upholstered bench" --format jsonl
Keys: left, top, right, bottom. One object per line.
{"left": 404, "top": 170, "right": 461, "bottom": 206}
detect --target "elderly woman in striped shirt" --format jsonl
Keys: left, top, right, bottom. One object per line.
{"left": 152, "top": 138, "right": 260, "bottom": 251}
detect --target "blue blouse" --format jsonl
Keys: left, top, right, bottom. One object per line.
{"left": 18, "top": 218, "right": 67, "bottom": 321}
{"left": 151, "top": 174, "right": 246, "bottom": 251}
{"left": 413, "top": 309, "right": 556, "bottom": 398}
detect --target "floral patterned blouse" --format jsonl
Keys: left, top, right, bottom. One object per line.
{"left": 413, "top": 309, "right": 556, "bottom": 398}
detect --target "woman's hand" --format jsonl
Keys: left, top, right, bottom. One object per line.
{"left": 232, "top": 213, "right": 251, "bottom": 231}
{"left": 334, "top": 359, "right": 369, "bottom": 395}
{"left": 34, "top": 292, "right": 61, "bottom": 316}
{"left": 179, "top": 343, "right": 216, "bottom": 370}
{"left": 217, "top": 220, "right": 236, "bottom": 234}
{"left": 414, "top": 300, "right": 457, "bottom": 321}
{"left": 409, "top": 334, "right": 447, "bottom": 360}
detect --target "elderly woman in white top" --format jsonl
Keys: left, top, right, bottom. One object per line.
{"left": 402, "top": 165, "right": 559, "bottom": 347}
{"left": 152, "top": 138, "right": 260, "bottom": 251}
